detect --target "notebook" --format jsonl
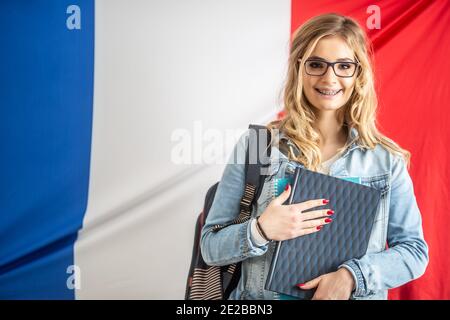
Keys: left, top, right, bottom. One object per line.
{"left": 265, "top": 167, "right": 381, "bottom": 299}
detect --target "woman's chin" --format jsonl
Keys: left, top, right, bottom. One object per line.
{"left": 314, "top": 102, "right": 344, "bottom": 111}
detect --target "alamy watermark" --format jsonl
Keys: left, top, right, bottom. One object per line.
{"left": 66, "top": 5, "right": 81, "bottom": 30}
{"left": 170, "top": 121, "right": 280, "bottom": 168}
{"left": 66, "top": 265, "right": 81, "bottom": 290}
{"left": 366, "top": 5, "right": 381, "bottom": 30}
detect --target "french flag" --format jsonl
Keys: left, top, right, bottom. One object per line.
{"left": 0, "top": 0, "right": 448, "bottom": 299}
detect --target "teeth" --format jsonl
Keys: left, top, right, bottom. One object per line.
{"left": 317, "top": 89, "right": 340, "bottom": 95}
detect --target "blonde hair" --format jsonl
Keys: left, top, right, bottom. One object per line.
{"left": 267, "top": 13, "right": 410, "bottom": 170}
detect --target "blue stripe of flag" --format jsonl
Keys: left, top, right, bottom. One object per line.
{"left": 0, "top": 0, "right": 94, "bottom": 299}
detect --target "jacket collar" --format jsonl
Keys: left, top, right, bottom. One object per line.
{"left": 278, "top": 126, "right": 362, "bottom": 159}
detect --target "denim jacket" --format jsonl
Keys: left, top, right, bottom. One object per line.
{"left": 200, "top": 128, "right": 429, "bottom": 300}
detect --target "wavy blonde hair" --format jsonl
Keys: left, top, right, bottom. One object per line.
{"left": 267, "top": 13, "right": 410, "bottom": 171}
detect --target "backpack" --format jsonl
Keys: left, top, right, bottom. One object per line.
{"left": 185, "top": 124, "right": 272, "bottom": 300}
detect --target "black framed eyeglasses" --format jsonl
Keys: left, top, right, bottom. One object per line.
{"left": 303, "top": 59, "right": 360, "bottom": 78}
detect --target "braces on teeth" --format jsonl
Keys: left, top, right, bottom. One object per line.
{"left": 317, "top": 89, "right": 340, "bottom": 95}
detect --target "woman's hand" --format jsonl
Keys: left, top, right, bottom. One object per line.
{"left": 257, "top": 184, "right": 333, "bottom": 241}
{"left": 297, "top": 268, "right": 356, "bottom": 300}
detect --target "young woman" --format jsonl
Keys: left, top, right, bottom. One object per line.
{"left": 200, "top": 13, "right": 428, "bottom": 300}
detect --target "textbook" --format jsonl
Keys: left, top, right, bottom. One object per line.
{"left": 265, "top": 167, "right": 381, "bottom": 299}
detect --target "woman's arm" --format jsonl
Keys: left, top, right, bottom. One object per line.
{"left": 200, "top": 130, "right": 269, "bottom": 266}
{"left": 340, "top": 155, "right": 429, "bottom": 297}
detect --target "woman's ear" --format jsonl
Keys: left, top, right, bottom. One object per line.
{"left": 357, "top": 64, "right": 362, "bottom": 76}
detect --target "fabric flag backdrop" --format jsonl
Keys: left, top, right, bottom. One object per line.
{"left": 0, "top": 0, "right": 291, "bottom": 299}
{"left": 0, "top": 0, "right": 448, "bottom": 299}
{"left": 292, "top": 0, "right": 450, "bottom": 300}
{"left": 0, "top": 1, "right": 94, "bottom": 299}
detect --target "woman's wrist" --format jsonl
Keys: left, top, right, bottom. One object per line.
{"left": 256, "top": 216, "right": 272, "bottom": 242}
{"left": 337, "top": 267, "right": 356, "bottom": 292}
{"left": 250, "top": 218, "right": 269, "bottom": 246}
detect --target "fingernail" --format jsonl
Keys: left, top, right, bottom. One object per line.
{"left": 323, "top": 199, "right": 329, "bottom": 204}
{"left": 327, "top": 210, "right": 334, "bottom": 215}
{"left": 296, "top": 283, "right": 305, "bottom": 288}
{"left": 285, "top": 184, "right": 290, "bottom": 191}
{"left": 325, "top": 218, "right": 332, "bottom": 223}
{"left": 316, "top": 226, "right": 322, "bottom": 230}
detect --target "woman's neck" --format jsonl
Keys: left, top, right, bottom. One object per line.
{"left": 314, "top": 111, "right": 348, "bottom": 148}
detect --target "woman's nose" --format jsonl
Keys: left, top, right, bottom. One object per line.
{"left": 321, "top": 65, "right": 338, "bottom": 83}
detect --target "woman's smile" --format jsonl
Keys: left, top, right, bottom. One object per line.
{"left": 314, "top": 88, "right": 343, "bottom": 99}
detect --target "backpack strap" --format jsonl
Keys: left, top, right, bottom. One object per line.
{"left": 241, "top": 124, "right": 271, "bottom": 217}
{"left": 212, "top": 124, "right": 271, "bottom": 232}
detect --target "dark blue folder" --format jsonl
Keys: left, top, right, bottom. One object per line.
{"left": 265, "top": 167, "right": 381, "bottom": 299}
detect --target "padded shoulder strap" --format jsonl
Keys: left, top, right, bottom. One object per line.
{"left": 246, "top": 124, "right": 271, "bottom": 186}
{"left": 242, "top": 124, "right": 271, "bottom": 210}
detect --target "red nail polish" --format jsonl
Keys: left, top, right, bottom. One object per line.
{"left": 323, "top": 199, "right": 329, "bottom": 204}
{"left": 325, "top": 218, "right": 332, "bottom": 223}
{"left": 296, "top": 283, "right": 305, "bottom": 288}
{"left": 327, "top": 210, "right": 334, "bottom": 215}
{"left": 316, "top": 226, "right": 322, "bottom": 230}
{"left": 285, "top": 184, "right": 290, "bottom": 191}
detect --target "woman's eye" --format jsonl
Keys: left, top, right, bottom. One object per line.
{"left": 338, "top": 63, "right": 351, "bottom": 69}
{"left": 309, "top": 62, "right": 324, "bottom": 69}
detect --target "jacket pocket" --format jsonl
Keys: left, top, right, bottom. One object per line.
{"left": 360, "top": 173, "right": 390, "bottom": 252}
{"left": 360, "top": 173, "right": 390, "bottom": 222}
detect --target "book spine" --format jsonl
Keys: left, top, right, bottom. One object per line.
{"left": 288, "top": 167, "right": 301, "bottom": 205}
{"left": 266, "top": 168, "right": 301, "bottom": 289}
{"left": 266, "top": 241, "right": 281, "bottom": 288}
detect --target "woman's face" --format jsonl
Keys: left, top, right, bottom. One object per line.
{"left": 301, "top": 35, "right": 357, "bottom": 112}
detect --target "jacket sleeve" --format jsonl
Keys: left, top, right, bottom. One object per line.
{"left": 340, "top": 155, "right": 429, "bottom": 297}
{"left": 200, "top": 130, "right": 269, "bottom": 266}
